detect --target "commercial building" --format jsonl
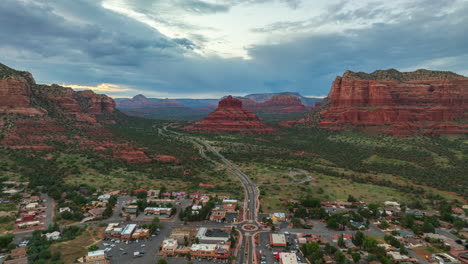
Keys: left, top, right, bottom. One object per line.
{"left": 196, "top": 228, "right": 230, "bottom": 244}
{"left": 272, "top": 212, "right": 286, "bottom": 224}
{"left": 433, "top": 253, "right": 460, "bottom": 264}
{"left": 144, "top": 207, "right": 172, "bottom": 215}
{"left": 80, "top": 250, "right": 109, "bottom": 264}
{"left": 121, "top": 224, "right": 137, "bottom": 240}
{"left": 190, "top": 243, "right": 230, "bottom": 259}
{"left": 279, "top": 252, "right": 298, "bottom": 264}
{"left": 210, "top": 208, "right": 227, "bottom": 222}
{"left": 270, "top": 234, "right": 287, "bottom": 247}
{"left": 222, "top": 200, "right": 238, "bottom": 212}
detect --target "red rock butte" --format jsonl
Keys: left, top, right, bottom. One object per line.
{"left": 319, "top": 69, "right": 468, "bottom": 135}
{"left": 184, "top": 95, "right": 275, "bottom": 133}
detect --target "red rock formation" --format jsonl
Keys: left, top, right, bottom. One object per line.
{"left": 184, "top": 95, "right": 275, "bottom": 133}
{"left": 78, "top": 90, "right": 116, "bottom": 114}
{"left": 319, "top": 69, "right": 468, "bottom": 135}
{"left": 153, "top": 99, "right": 185, "bottom": 108}
{"left": 242, "top": 94, "right": 308, "bottom": 113}
{"left": 154, "top": 155, "right": 177, "bottom": 163}
{"left": 0, "top": 76, "right": 31, "bottom": 107}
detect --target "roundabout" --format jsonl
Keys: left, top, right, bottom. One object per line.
{"left": 241, "top": 224, "right": 259, "bottom": 232}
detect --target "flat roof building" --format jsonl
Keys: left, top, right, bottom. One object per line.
{"left": 280, "top": 252, "right": 298, "bottom": 264}
{"left": 270, "top": 234, "right": 287, "bottom": 247}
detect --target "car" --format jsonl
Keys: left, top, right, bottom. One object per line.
{"left": 103, "top": 243, "right": 109, "bottom": 246}
{"left": 110, "top": 244, "right": 116, "bottom": 247}
{"left": 261, "top": 262, "right": 267, "bottom": 264}
{"left": 108, "top": 254, "right": 112, "bottom": 258}
{"left": 119, "top": 248, "right": 124, "bottom": 251}
{"left": 123, "top": 252, "right": 128, "bottom": 255}
{"left": 141, "top": 244, "right": 145, "bottom": 247}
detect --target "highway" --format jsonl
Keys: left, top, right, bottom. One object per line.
{"left": 161, "top": 126, "right": 260, "bottom": 264}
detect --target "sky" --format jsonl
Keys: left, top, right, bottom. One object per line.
{"left": 0, "top": 0, "right": 467, "bottom": 99}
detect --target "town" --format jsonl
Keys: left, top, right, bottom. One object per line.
{"left": 0, "top": 179, "right": 467, "bottom": 264}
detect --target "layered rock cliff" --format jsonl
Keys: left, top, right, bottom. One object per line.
{"left": 319, "top": 69, "right": 468, "bottom": 135}
{"left": 184, "top": 95, "right": 275, "bottom": 133}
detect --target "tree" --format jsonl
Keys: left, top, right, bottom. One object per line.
{"left": 158, "top": 258, "right": 168, "bottom": 264}
{"left": 136, "top": 191, "right": 148, "bottom": 200}
{"left": 352, "top": 231, "right": 364, "bottom": 247}
{"left": 347, "top": 195, "right": 357, "bottom": 203}
{"left": 352, "top": 253, "right": 361, "bottom": 262}
{"left": 338, "top": 234, "right": 345, "bottom": 248}
{"left": 88, "top": 245, "right": 99, "bottom": 252}
{"left": 453, "top": 219, "right": 464, "bottom": 232}
{"left": 334, "top": 251, "right": 346, "bottom": 264}
{"left": 326, "top": 218, "right": 339, "bottom": 230}
{"left": 423, "top": 220, "right": 435, "bottom": 233}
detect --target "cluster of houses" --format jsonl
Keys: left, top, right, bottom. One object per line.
{"left": 14, "top": 194, "right": 47, "bottom": 232}
{"left": 159, "top": 227, "right": 231, "bottom": 260}
{"left": 104, "top": 223, "right": 150, "bottom": 240}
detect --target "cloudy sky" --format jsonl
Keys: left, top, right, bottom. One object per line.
{"left": 1, "top": 0, "right": 467, "bottom": 98}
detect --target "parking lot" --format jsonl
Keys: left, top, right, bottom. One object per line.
{"left": 257, "top": 232, "right": 306, "bottom": 264}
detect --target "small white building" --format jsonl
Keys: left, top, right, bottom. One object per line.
{"left": 59, "top": 207, "right": 72, "bottom": 213}
{"left": 45, "top": 231, "right": 61, "bottom": 240}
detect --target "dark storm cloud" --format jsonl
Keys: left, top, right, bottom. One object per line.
{"left": 0, "top": 0, "right": 466, "bottom": 98}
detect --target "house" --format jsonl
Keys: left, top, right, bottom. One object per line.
{"left": 279, "top": 252, "right": 298, "bottom": 264}
{"left": 148, "top": 189, "right": 160, "bottom": 198}
{"left": 59, "top": 207, "right": 72, "bottom": 213}
{"left": 45, "top": 231, "right": 61, "bottom": 240}
{"left": 192, "top": 205, "right": 202, "bottom": 213}
{"left": 394, "top": 229, "right": 415, "bottom": 238}
{"left": 98, "top": 194, "right": 110, "bottom": 201}
{"left": 272, "top": 212, "right": 286, "bottom": 224}
{"left": 387, "top": 251, "right": 412, "bottom": 262}
{"left": 222, "top": 200, "right": 238, "bottom": 212}
{"left": 349, "top": 220, "right": 367, "bottom": 230}
{"left": 87, "top": 207, "right": 105, "bottom": 218}
{"left": 270, "top": 234, "right": 287, "bottom": 247}
{"left": 384, "top": 201, "right": 401, "bottom": 208}
{"left": 25, "top": 202, "right": 39, "bottom": 210}
{"left": 405, "top": 210, "right": 424, "bottom": 218}
{"left": 189, "top": 192, "right": 202, "bottom": 199}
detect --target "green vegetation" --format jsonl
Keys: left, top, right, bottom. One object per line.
{"left": 181, "top": 126, "right": 466, "bottom": 210}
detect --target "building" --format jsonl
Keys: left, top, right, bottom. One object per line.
{"left": 196, "top": 228, "right": 230, "bottom": 244}
{"left": 272, "top": 212, "right": 286, "bottom": 224}
{"left": 81, "top": 250, "right": 109, "bottom": 264}
{"left": 144, "top": 207, "right": 172, "bottom": 215}
{"left": 433, "top": 253, "right": 461, "bottom": 264}
{"left": 170, "top": 229, "right": 192, "bottom": 244}
{"left": 222, "top": 200, "right": 238, "bottom": 212}
{"left": 132, "top": 228, "right": 150, "bottom": 239}
{"left": 387, "top": 251, "right": 413, "bottom": 262}
{"left": 59, "top": 207, "right": 72, "bottom": 213}
{"left": 104, "top": 223, "right": 122, "bottom": 237}
{"left": 125, "top": 205, "right": 139, "bottom": 215}
{"left": 45, "top": 231, "right": 61, "bottom": 240}
{"left": 161, "top": 239, "right": 179, "bottom": 255}
{"left": 121, "top": 224, "right": 137, "bottom": 240}
{"left": 210, "top": 208, "right": 227, "bottom": 222}
{"left": 280, "top": 252, "right": 298, "bottom": 264}
{"left": 190, "top": 243, "right": 230, "bottom": 259}
{"left": 270, "top": 234, "right": 287, "bottom": 247}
